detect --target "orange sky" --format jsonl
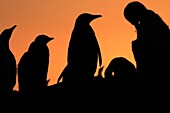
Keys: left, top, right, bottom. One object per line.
{"left": 0, "top": 0, "right": 170, "bottom": 91}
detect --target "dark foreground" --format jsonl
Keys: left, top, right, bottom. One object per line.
{"left": 1, "top": 79, "right": 169, "bottom": 113}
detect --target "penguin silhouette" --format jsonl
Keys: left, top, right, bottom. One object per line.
{"left": 58, "top": 13, "right": 102, "bottom": 83}
{"left": 124, "top": 1, "right": 170, "bottom": 81}
{"left": 104, "top": 57, "right": 139, "bottom": 81}
{"left": 0, "top": 25, "right": 17, "bottom": 96}
{"left": 18, "top": 34, "right": 53, "bottom": 95}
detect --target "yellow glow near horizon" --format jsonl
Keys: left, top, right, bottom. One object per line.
{"left": 0, "top": 0, "right": 170, "bottom": 91}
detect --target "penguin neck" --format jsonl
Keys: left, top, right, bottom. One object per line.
{"left": 75, "top": 24, "right": 91, "bottom": 31}
{"left": 75, "top": 23, "right": 90, "bottom": 27}
{"left": 29, "top": 42, "right": 45, "bottom": 51}
{"left": 28, "top": 42, "right": 36, "bottom": 51}
{"left": 2, "top": 41, "right": 10, "bottom": 50}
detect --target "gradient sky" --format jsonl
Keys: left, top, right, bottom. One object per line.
{"left": 0, "top": 0, "right": 170, "bottom": 90}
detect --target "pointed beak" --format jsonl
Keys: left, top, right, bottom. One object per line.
{"left": 49, "top": 37, "right": 54, "bottom": 40}
{"left": 10, "top": 25, "right": 17, "bottom": 31}
{"left": 93, "top": 15, "right": 102, "bottom": 19}
{"left": 48, "top": 37, "right": 54, "bottom": 42}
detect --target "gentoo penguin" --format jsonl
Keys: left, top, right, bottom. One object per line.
{"left": 0, "top": 25, "right": 17, "bottom": 95}
{"left": 18, "top": 34, "right": 53, "bottom": 95}
{"left": 58, "top": 13, "right": 102, "bottom": 83}
{"left": 104, "top": 57, "right": 139, "bottom": 81}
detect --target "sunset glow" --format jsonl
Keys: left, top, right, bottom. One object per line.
{"left": 0, "top": 0, "right": 170, "bottom": 90}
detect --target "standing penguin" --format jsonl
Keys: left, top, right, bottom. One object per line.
{"left": 58, "top": 13, "right": 102, "bottom": 83}
{"left": 0, "top": 25, "right": 17, "bottom": 95}
{"left": 18, "top": 35, "right": 54, "bottom": 95}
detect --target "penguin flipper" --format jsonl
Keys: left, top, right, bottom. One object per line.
{"left": 57, "top": 64, "right": 69, "bottom": 83}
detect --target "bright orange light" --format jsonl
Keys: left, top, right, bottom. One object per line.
{"left": 0, "top": 0, "right": 170, "bottom": 91}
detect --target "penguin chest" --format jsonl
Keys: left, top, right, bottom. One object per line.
{"left": 70, "top": 36, "right": 97, "bottom": 64}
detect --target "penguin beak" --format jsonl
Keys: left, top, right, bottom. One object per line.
{"left": 49, "top": 37, "right": 54, "bottom": 40}
{"left": 92, "top": 15, "right": 102, "bottom": 20}
{"left": 48, "top": 37, "right": 54, "bottom": 42}
{"left": 10, "top": 25, "right": 17, "bottom": 31}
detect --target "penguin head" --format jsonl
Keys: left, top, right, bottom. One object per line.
{"left": 109, "top": 57, "right": 135, "bottom": 71}
{"left": 124, "top": 1, "right": 147, "bottom": 26}
{"left": 0, "top": 25, "right": 17, "bottom": 42}
{"left": 75, "top": 13, "right": 102, "bottom": 25}
{"left": 109, "top": 57, "right": 137, "bottom": 80}
{"left": 34, "top": 34, "right": 54, "bottom": 45}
